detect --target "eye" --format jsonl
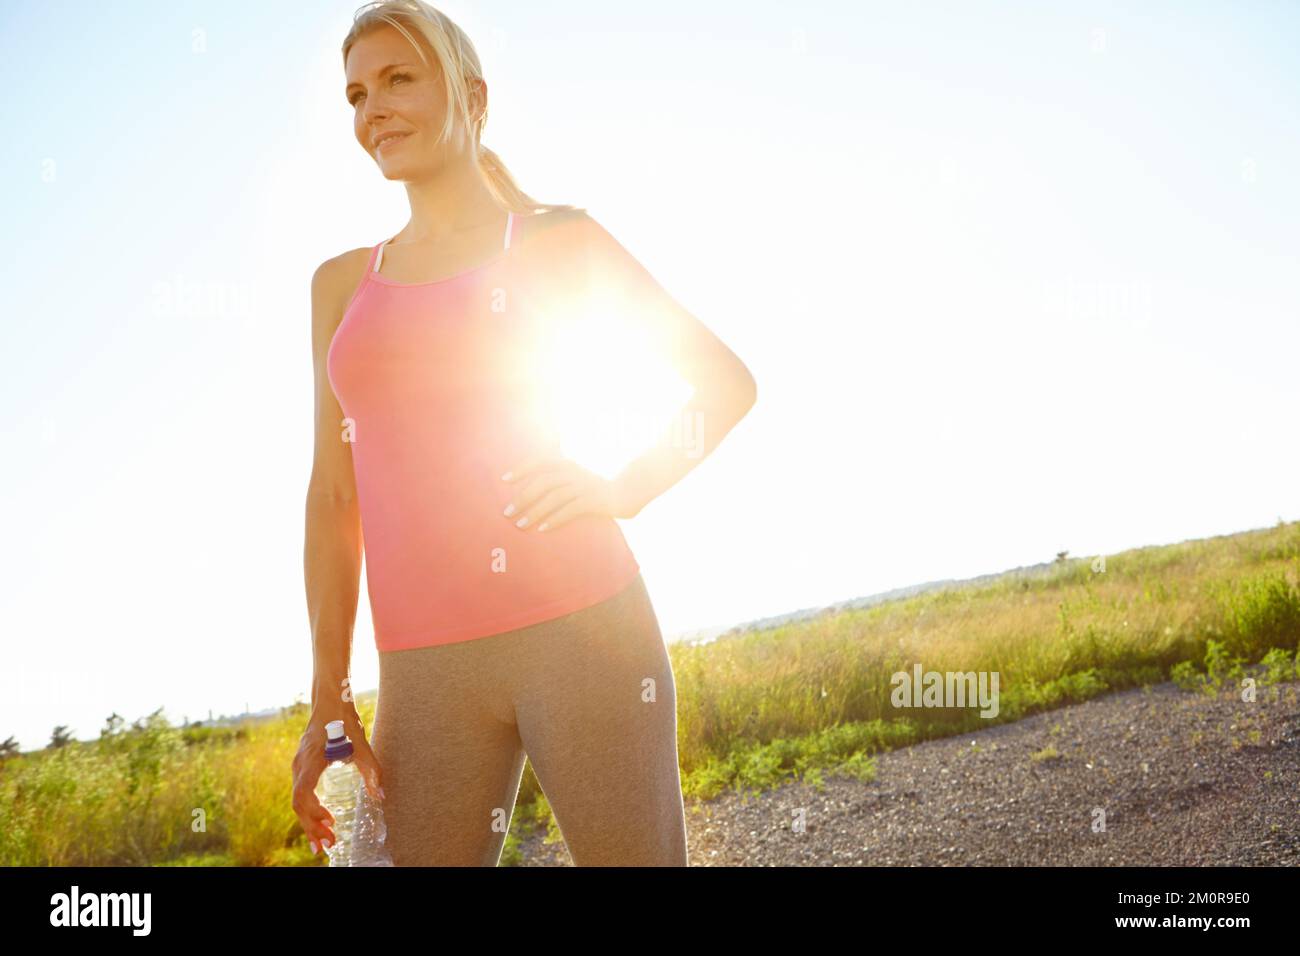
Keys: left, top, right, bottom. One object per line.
{"left": 349, "top": 72, "right": 411, "bottom": 107}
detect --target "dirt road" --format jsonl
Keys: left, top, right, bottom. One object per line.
{"left": 515, "top": 679, "right": 1300, "bottom": 866}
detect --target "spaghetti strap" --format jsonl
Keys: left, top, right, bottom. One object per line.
{"left": 372, "top": 215, "right": 509, "bottom": 278}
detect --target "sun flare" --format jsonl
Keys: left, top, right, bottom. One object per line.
{"left": 530, "top": 289, "right": 694, "bottom": 480}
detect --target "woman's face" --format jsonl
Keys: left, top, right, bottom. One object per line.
{"left": 344, "top": 25, "right": 481, "bottom": 180}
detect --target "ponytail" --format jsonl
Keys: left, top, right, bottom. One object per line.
{"left": 476, "top": 144, "right": 577, "bottom": 216}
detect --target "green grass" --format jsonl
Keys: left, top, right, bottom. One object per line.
{"left": 3, "top": 520, "right": 1298, "bottom": 865}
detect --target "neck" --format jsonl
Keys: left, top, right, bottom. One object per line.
{"left": 399, "top": 155, "right": 504, "bottom": 243}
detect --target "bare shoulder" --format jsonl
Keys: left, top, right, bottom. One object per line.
{"left": 311, "top": 245, "right": 374, "bottom": 337}
{"left": 517, "top": 205, "right": 592, "bottom": 244}
{"left": 312, "top": 245, "right": 373, "bottom": 307}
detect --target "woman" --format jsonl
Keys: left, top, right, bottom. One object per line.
{"left": 292, "top": 0, "right": 756, "bottom": 867}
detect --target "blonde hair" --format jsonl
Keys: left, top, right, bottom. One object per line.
{"left": 342, "top": 0, "right": 576, "bottom": 216}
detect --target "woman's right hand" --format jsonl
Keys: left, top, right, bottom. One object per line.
{"left": 292, "top": 713, "right": 386, "bottom": 857}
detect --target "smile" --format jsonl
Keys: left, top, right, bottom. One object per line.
{"left": 376, "top": 132, "right": 412, "bottom": 152}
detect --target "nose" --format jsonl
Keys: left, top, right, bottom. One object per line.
{"left": 362, "top": 92, "right": 391, "bottom": 128}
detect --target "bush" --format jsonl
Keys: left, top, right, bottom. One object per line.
{"left": 1258, "top": 647, "right": 1297, "bottom": 686}
{"left": 1170, "top": 660, "right": 1202, "bottom": 691}
{"left": 1214, "top": 571, "right": 1300, "bottom": 660}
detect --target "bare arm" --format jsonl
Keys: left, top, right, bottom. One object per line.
{"left": 303, "top": 254, "right": 366, "bottom": 726}
{"left": 586, "top": 216, "right": 758, "bottom": 518}
{"left": 292, "top": 251, "right": 388, "bottom": 854}
{"left": 613, "top": 371, "right": 756, "bottom": 519}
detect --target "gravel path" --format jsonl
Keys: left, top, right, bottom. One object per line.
{"left": 513, "top": 679, "right": 1300, "bottom": 866}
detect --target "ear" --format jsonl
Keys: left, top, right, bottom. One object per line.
{"left": 469, "top": 76, "right": 488, "bottom": 116}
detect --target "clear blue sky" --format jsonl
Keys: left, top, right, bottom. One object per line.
{"left": 2, "top": 0, "right": 1297, "bottom": 752}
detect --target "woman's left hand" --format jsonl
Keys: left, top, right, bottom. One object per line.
{"left": 500, "top": 455, "right": 633, "bottom": 532}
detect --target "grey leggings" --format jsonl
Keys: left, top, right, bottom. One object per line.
{"left": 369, "top": 572, "right": 688, "bottom": 866}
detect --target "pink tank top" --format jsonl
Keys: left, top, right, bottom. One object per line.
{"left": 326, "top": 210, "right": 641, "bottom": 652}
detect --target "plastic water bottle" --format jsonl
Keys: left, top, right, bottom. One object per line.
{"left": 314, "top": 719, "right": 394, "bottom": 866}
